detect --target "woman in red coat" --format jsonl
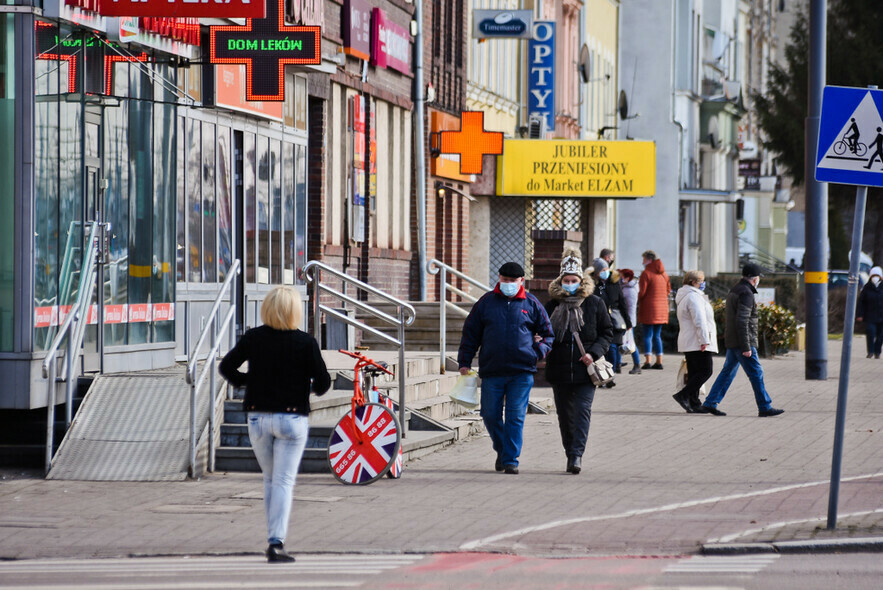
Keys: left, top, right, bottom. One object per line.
{"left": 637, "top": 250, "right": 672, "bottom": 369}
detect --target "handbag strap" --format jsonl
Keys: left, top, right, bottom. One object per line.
{"left": 571, "top": 330, "right": 588, "bottom": 358}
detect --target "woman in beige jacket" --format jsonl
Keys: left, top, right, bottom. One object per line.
{"left": 672, "top": 270, "right": 718, "bottom": 412}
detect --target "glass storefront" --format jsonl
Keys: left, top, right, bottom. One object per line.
{"left": 33, "top": 20, "right": 176, "bottom": 350}
{"left": 0, "top": 14, "right": 13, "bottom": 351}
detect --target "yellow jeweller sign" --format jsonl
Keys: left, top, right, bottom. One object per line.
{"left": 496, "top": 139, "right": 656, "bottom": 197}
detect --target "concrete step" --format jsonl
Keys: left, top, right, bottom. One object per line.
{"left": 215, "top": 427, "right": 457, "bottom": 474}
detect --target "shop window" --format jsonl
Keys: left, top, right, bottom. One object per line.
{"left": 202, "top": 122, "right": 217, "bottom": 282}
{"left": 295, "top": 144, "right": 307, "bottom": 281}
{"left": 187, "top": 118, "right": 202, "bottom": 281}
{"left": 271, "top": 139, "right": 282, "bottom": 284}
{"left": 283, "top": 142, "right": 295, "bottom": 284}
{"left": 217, "top": 126, "right": 233, "bottom": 282}
{"left": 176, "top": 115, "right": 186, "bottom": 281}
{"left": 244, "top": 132, "right": 256, "bottom": 283}
{"left": 256, "top": 136, "right": 270, "bottom": 283}
{"left": 153, "top": 95, "right": 176, "bottom": 343}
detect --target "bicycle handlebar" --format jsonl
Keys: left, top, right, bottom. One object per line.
{"left": 338, "top": 349, "right": 395, "bottom": 376}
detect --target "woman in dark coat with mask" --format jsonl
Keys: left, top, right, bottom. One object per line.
{"left": 544, "top": 248, "right": 614, "bottom": 474}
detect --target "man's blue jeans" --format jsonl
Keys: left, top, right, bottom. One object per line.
{"left": 480, "top": 373, "right": 534, "bottom": 467}
{"left": 703, "top": 347, "right": 773, "bottom": 412}
{"left": 247, "top": 412, "right": 309, "bottom": 545}
{"left": 866, "top": 321, "right": 883, "bottom": 356}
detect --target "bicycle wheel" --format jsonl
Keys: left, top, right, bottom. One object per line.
{"left": 833, "top": 140, "right": 846, "bottom": 155}
{"left": 328, "top": 402, "right": 401, "bottom": 485}
{"left": 856, "top": 142, "right": 868, "bottom": 157}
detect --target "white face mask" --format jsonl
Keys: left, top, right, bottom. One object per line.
{"left": 873, "top": 276, "right": 882, "bottom": 286}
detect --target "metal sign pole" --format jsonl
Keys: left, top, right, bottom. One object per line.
{"left": 826, "top": 184, "right": 867, "bottom": 529}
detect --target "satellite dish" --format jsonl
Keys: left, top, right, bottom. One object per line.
{"left": 578, "top": 44, "right": 591, "bottom": 84}
{"left": 618, "top": 90, "right": 629, "bottom": 120}
{"left": 708, "top": 116, "right": 719, "bottom": 149}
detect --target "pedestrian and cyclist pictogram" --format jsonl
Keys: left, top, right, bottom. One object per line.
{"left": 327, "top": 350, "right": 402, "bottom": 485}
{"left": 816, "top": 86, "right": 883, "bottom": 187}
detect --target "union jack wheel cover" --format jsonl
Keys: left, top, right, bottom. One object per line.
{"left": 328, "top": 402, "right": 401, "bottom": 485}
{"left": 380, "top": 393, "right": 403, "bottom": 479}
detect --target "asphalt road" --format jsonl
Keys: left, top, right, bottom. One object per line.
{"left": 0, "top": 552, "right": 880, "bottom": 589}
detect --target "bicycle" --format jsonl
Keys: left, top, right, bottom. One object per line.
{"left": 327, "top": 349, "right": 403, "bottom": 484}
{"left": 833, "top": 138, "right": 868, "bottom": 157}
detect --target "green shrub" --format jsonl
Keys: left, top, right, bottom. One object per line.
{"left": 757, "top": 303, "right": 798, "bottom": 356}
{"left": 709, "top": 299, "right": 797, "bottom": 357}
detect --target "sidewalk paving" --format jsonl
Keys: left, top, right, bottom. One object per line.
{"left": 0, "top": 338, "right": 881, "bottom": 560}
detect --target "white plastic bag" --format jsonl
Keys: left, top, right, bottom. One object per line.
{"left": 620, "top": 328, "right": 637, "bottom": 354}
{"left": 676, "top": 358, "right": 706, "bottom": 395}
{"left": 449, "top": 370, "right": 479, "bottom": 409}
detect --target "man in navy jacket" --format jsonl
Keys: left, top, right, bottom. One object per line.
{"left": 458, "top": 262, "right": 554, "bottom": 474}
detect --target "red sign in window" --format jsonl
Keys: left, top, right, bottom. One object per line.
{"left": 98, "top": 0, "right": 265, "bottom": 19}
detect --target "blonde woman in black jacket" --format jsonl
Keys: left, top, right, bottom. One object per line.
{"left": 220, "top": 286, "right": 331, "bottom": 563}
{"left": 544, "top": 249, "right": 614, "bottom": 474}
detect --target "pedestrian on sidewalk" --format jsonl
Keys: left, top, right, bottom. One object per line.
{"left": 457, "top": 262, "right": 554, "bottom": 475}
{"left": 592, "top": 257, "right": 631, "bottom": 382}
{"left": 545, "top": 249, "right": 613, "bottom": 474}
{"left": 698, "top": 263, "right": 784, "bottom": 417}
{"left": 620, "top": 268, "right": 642, "bottom": 374}
{"left": 637, "top": 250, "right": 671, "bottom": 370}
{"left": 673, "top": 270, "right": 718, "bottom": 413}
{"left": 219, "top": 286, "right": 331, "bottom": 563}
{"left": 857, "top": 265, "right": 883, "bottom": 359}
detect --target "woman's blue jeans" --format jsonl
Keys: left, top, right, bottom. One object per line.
{"left": 642, "top": 324, "right": 663, "bottom": 355}
{"left": 606, "top": 343, "right": 621, "bottom": 371}
{"left": 480, "top": 373, "right": 534, "bottom": 467}
{"left": 247, "top": 412, "right": 309, "bottom": 545}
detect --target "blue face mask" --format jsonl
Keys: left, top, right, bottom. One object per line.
{"left": 599, "top": 270, "right": 610, "bottom": 280}
{"left": 499, "top": 282, "right": 520, "bottom": 297}
{"left": 562, "top": 283, "right": 579, "bottom": 295}
{"left": 698, "top": 281, "right": 706, "bottom": 291}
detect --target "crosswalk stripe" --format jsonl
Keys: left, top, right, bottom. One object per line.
{"left": 0, "top": 554, "right": 425, "bottom": 589}
{"left": 664, "top": 555, "right": 779, "bottom": 574}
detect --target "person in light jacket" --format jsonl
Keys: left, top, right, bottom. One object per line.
{"left": 672, "top": 270, "right": 718, "bottom": 413}
{"left": 619, "top": 268, "right": 642, "bottom": 374}
{"left": 545, "top": 249, "right": 614, "bottom": 474}
{"left": 219, "top": 286, "right": 331, "bottom": 563}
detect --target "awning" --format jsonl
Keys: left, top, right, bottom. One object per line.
{"left": 679, "top": 189, "right": 739, "bottom": 203}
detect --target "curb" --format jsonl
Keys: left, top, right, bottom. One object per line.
{"left": 702, "top": 536, "right": 883, "bottom": 555}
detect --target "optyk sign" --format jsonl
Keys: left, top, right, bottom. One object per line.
{"left": 528, "top": 21, "right": 555, "bottom": 132}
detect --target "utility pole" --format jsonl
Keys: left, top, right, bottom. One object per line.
{"left": 804, "top": 0, "right": 827, "bottom": 380}
{"left": 414, "top": 0, "right": 427, "bottom": 300}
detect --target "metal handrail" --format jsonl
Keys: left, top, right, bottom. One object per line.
{"left": 41, "top": 221, "right": 101, "bottom": 475}
{"left": 301, "top": 260, "right": 415, "bottom": 436}
{"left": 186, "top": 259, "right": 240, "bottom": 477}
{"left": 426, "top": 259, "right": 490, "bottom": 374}
{"left": 738, "top": 237, "right": 803, "bottom": 274}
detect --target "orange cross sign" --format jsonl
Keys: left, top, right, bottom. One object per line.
{"left": 438, "top": 111, "right": 504, "bottom": 175}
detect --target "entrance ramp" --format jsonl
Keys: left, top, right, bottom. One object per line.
{"left": 47, "top": 368, "right": 208, "bottom": 481}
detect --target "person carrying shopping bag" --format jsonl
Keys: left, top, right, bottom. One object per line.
{"left": 545, "top": 249, "right": 614, "bottom": 474}
{"left": 672, "top": 270, "right": 718, "bottom": 412}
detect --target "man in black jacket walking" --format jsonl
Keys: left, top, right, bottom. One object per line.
{"left": 698, "top": 263, "right": 785, "bottom": 417}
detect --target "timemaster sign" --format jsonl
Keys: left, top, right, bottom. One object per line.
{"left": 209, "top": 0, "right": 320, "bottom": 101}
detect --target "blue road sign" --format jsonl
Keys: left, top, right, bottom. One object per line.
{"left": 816, "top": 86, "right": 883, "bottom": 187}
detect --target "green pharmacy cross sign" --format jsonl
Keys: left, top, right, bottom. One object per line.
{"left": 209, "top": 0, "right": 320, "bottom": 101}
